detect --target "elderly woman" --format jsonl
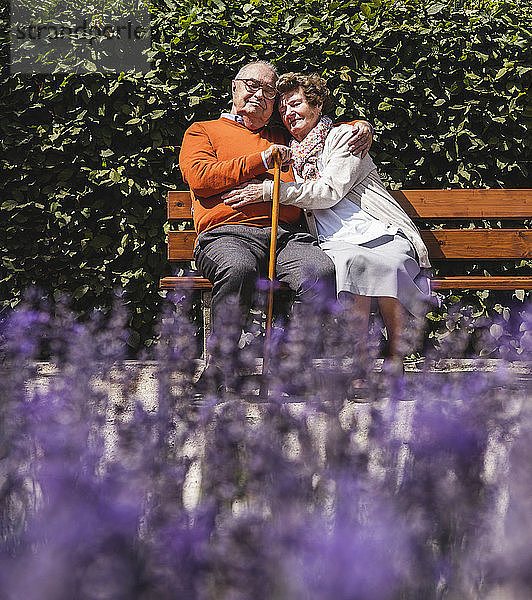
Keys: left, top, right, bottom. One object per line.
{"left": 222, "top": 72, "right": 430, "bottom": 371}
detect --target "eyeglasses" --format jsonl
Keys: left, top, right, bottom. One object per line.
{"left": 234, "top": 78, "right": 278, "bottom": 100}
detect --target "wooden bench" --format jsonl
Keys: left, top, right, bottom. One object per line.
{"left": 160, "top": 189, "right": 532, "bottom": 354}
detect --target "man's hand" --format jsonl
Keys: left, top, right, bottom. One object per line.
{"left": 222, "top": 180, "right": 264, "bottom": 209}
{"left": 264, "top": 144, "right": 292, "bottom": 170}
{"left": 348, "top": 121, "right": 373, "bottom": 158}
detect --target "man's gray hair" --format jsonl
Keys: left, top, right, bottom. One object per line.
{"left": 235, "top": 61, "right": 278, "bottom": 80}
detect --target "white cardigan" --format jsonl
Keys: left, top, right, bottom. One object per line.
{"left": 263, "top": 124, "right": 430, "bottom": 268}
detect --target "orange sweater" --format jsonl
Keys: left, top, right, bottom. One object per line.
{"left": 179, "top": 118, "right": 301, "bottom": 234}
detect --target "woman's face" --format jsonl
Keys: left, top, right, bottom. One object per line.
{"left": 279, "top": 87, "right": 323, "bottom": 141}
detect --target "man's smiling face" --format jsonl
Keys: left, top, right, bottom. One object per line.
{"left": 231, "top": 64, "right": 277, "bottom": 130}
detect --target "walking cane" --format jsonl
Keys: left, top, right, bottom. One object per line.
{"left": 261, "top": 147, "right": 282, "bottom": 394}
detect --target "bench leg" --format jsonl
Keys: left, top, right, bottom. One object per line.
{"left": 201, "top": 290, "right": 212, "bottom": 361}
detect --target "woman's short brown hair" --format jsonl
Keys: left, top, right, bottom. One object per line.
{"left": 277, "top": 72, "right": 330, "bottom": 110}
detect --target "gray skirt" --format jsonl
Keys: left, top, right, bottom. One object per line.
{"left": 320, "top": 232, "right": 430, "bottom": 317}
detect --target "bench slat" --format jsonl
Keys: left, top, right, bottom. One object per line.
{"left": 167, "top": 191, "right": 194, "bottom": 220}
{"left": 160, "top": 276, "right": 532, "bottom": 292}
{"left": 168, "top": 229, "right": 532, "bottom": 261}
{"left": 421, "top": 229, "right": 532, "bottom": 259}
{"left": 160, "top": 276, "right": 212, "bottom": 290}
{"left": 391, "top": 189, "right": 532, "bottom": 219}
{"left": 168, "top": 189, "right": 532, "bottom": 220}
{"left": 431, "top": 276, "right": 532, "bottom": 290}
{"left": 167, "top": 231, "right": 198, "bottom": 260}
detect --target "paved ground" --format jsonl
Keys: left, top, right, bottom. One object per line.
{"left": 23, "top": 358, "right": 531, "bottom": 598}
{"left": 30, "top": 358, "right": 531, "bottom": 503}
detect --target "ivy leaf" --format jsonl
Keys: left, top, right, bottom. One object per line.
{"left": 73, "top": 285, "right": 89, "bottom": 299}
{"left": 109, "top": 170, "right": 121, "bottom": 183}
{"left": 427, "top": 3, "right": 446, "bottom": 15}
{"left": 494, "top": 68, "right": 508, "bottom": 79}
{"left": 490, "top": 324, "right": 503, "bottom": 340}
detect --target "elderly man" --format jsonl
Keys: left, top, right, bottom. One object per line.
{"left": 179, "top": 61, "right": 372, "bottom": 389}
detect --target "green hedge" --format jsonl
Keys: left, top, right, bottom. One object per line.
{"left": 1, "top": 0, "right": 531, "bottom": 351}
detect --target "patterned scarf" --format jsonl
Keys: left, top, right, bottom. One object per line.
{"left": 290, "top": 116, "right": 333, "bottom": 180}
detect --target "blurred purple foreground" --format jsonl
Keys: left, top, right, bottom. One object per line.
{"left": 0, "top": 292, "right": 530, "bottom": 599}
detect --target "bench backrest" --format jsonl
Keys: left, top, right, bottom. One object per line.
{"left": 166, "top": 189, "right": 532, "bottom": 262}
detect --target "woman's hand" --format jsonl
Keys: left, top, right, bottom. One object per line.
{"left": 347, "top": 121, "right": 373, "bottom": 158}
{"left": 222, "top": 179, "right": 264, "bottom": 209}
{"left": 264, "top": 144, "right": 292, "bottom": 170}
